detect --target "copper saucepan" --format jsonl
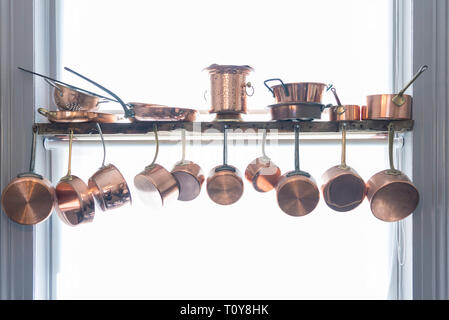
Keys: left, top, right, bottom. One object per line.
{"left": 264, "top": 78, "right": 327, "bottom": 104}
{"left": 245, "top": 129, "right": 281, "bottom": 192}
{"left": 366, "top": 124, "right": 419, "bottom": 222}
{"left": 207, "top": 126, "right": 244, "bottom": 205}
{"left": 327, "top": 86, "right": 361, "bottom": 121}
{"left": 276, "top": 123, "right": 320, "bottom": 217}
{"left": 88, "top": 124, "right": 132, "bottom": 211}
{"left": 55, "top": 130, "right": 95, "bottom": 226}
{"left": 134, "top": 125, "right": 179, "bottom": 207}
{"left": 321, "top": 124, "right": 366, "bottom": 212}
{"left": 1, "top": 128, "right": 57, "bottom": 225}
{"left": 63, "top": 67, "right": 198, "bottom": 122}
{"left": 171, "top": 129, "right": 204, "bottom": 201}
{"left": 365, "top": 65, "right": 428, "bottom": 120}
{"left": 18, "top": 67, "right": 114, "bottom": 111}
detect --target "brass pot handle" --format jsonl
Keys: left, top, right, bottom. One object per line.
{"left": 38, "top": 107, "right": 51, "bottom": 118}
{"left": 392, "top": 65, "right": 428, "bottom": 106}
{"left": 245, "top": 82, "right": 255, "bottom": 97}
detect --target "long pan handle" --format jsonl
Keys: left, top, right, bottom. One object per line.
{"left": 17, "top": 67, "right": 117, "bottom": 102}
{"left": 63, "top": 67, "right": 134, "bottom": 118}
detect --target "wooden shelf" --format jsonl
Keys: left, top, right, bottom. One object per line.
{"left": 34, "top": 120, "right": 414, "bottom": 135}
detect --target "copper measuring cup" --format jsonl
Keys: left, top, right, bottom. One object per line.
{"left": 245, "top": 129, "right": 281, "bottom": 192}
{"left": 88, "top": 124, "right": 132, "bottom": 211}
{"left": 276, "top": 123, "right": 320, "bottom": 217}
{"left": 207, "top": 126, "right": 244, "bottom": 205}
{"left": 366, "top": 124, "right": 419, "bottom": 222}
{"left": 134, "top": 125, "right": 179, "bottom": 207}
{"left": 171, "top": 129, "right": 204, "bottom": 201}
{"left": 321, "top": 124, "right": 366, "bottom": 212}
{"left": 1, "top": 128, "right": 57, "bottom": 225}
{"left": 55, "top": 130, "right": 95, "bottom": 226}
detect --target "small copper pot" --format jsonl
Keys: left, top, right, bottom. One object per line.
{"left": 1, "top": 129, "right": 56, "bottom": 225}
{"left": 366, "top": 124, "right": 419, "bottom": 222}
{"left": 365, "top": 65, "right": 428, "bottom": 120}
{"left": 245, "top": 130, "right": 281, "bottom": 192}
{"left": 276, "top": 124, "right": 319, "bottom": 216}
{"left": 207, "top": 126, "right": 244, "bottom": 205}
{"left": 329, "top": 105, "right": 361, "bottom": 121}
{"left": 55, "top": 130, "right": 95, "bottom": 226}
{"left": 134, "top": 127, "right": 179, "bottom": 206}
{"left": 264, "top": 78, "right": 327, "bottom": 104}
{"left": 321, "top": 125, "right": 366, "bottom": 212}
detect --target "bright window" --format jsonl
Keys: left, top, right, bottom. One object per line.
{"left": 51, "top": 0, "right": 396, "bottom": 299}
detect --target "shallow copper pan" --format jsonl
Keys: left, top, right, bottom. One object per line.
{"left": 127, "top": 103, "right": 198, "bottom": 122}
{"left": 267, "top": 102, "right": 327, "bottom": 121}
{"left": 38, "top": 108, "right": 90, "bottom": 123}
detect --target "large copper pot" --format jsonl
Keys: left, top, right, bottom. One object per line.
{"left": 1, "top": 128, "right": 56, "bottom": 225}
{"left": 264, "top": 78, "right": 327, "bottom": 104}
{"left": 204, "top": 64, "right": 254, "bottom": 120}
{"left": 365, "top": 65, "right": 428, "bottom": 120}
{"left": 366, "top": 124, "right": 419, "bottom": 222}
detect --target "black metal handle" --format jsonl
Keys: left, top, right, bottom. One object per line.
{"left": 263, "top": 78, "right": 289, "bottom": 97}
{"left": 63, "top": 67, "right": 135, "bottom": 118}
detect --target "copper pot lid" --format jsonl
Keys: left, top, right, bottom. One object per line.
{"left": 204, "top": 64, "right": 254, "bottom": 74}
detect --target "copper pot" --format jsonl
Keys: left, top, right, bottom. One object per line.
{"left": 134, "top": 126, "right": 179, "bottom": 206}
{"left": 365, "top": 65, "right": 428, "bottom": 120}
{"left": 267, "top": 102, "right": 329, "bottom": 121}
{"left": 245, "top": 130, "right": 281, "bottom": 192}
{"left": 88, "top": 124, "right": 132, "bottom": 211}
{"left": 171, "top": 130, "right": 204, "bottom": 201}
{"left": 1, "top": 129, "right": 57, "bottom": 225}
{"left": 55, "top": 130, "right": 95, "bottom": 226}
{"left": 207, "top": 126, "right": 244, "bottom": 205}
{"left": 326, "top": 86, "right": 361, "bottom": 122}
{"left": 276, "top": 123, "right": 319, "bottom": 217}
{"left": 18, "top": 67, "right": 113, "bottom": 111}
{"left": 264, "top": 78, "right": 327, "bottom": 104}
{"left": 366, "top": 124, "right": 419, "bottom": 222}
{"left": 321, "top": 124, "right": 366, "bottom": 212}
{"left": 204, "top": 64, "right": 254, "bottom": 120}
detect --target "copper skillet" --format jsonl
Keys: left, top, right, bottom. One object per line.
{"left": 55, "top": 130, "right": 95, "bottom": 226}
{"left": 88, "top": 124, "right": 132, "bottom": 211}
{"left": 245, "top": 129, "right": 281, "bottom": 192}
{"left": 171, "top": 129, "right": 205, "bottom": 201}
{"left": 63, "top": 67, "right": 198, "bottom": 122}
{"left": 366, "top": 124, "right": 419, "bottom": 222}
{"left": 18, "top": 67, "right": 115, "bottom": 111}
{"left": 321, "top": 87, "right": 366, "bottom": 212}
{"left": 1, "top": 128, "right": 56, "bottom": 225}
{"left": 38, "top": 108, "right": 118, "bottom": 123}
{"left": 134, "top": 125, "right": 179, "bottom": 207}
{"left": 276, "top": 123, "right": 320, "bottom": 217}
{"left": 207, "top": 125, "right": 244, "bottom": 205}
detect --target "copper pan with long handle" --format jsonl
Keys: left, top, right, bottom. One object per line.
{"left": 366, "top": 123, "right": 419, "bottom": 222}
{"left": 1, "top": 127, "right": 57, "bottom": 225}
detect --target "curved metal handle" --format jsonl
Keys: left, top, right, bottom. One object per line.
{"left": 397, "top": 65, "right": 429, "bottom": 96}
{"left": 38, "top": 107, "right": 50, "bottom": 118}
{"left": 330, "top": 87, "right": 342, "bottom": 106}
{"left": 261, "top": 129, "right": 270, "bottom": 161}
{"left": 60, "top": 129, "right": 74, "bottom": 181}
{"left": 63, "top": 67, "right": 134, "bottom": 118}
{"left": 223, "top": 125, "right": 229, "bottom": 166}
{"left": 385, "top": 123, "right": 401, "bottom": 175}
{"left": 263, "top": 78, "right": 289, "bottom": 97}
{"left": 43, "top": 78, "right": 63, "bottom": 96}
{"left": 146, "top": 124, "right": 159, "bottom": 169}
{"left": 28, "top": 126, "right": 38, "bottom": 173}
{"left": 96, "top": 123, "right": 107, "bottom": 168}
{"left": 245, "top": 82, "right": 255, "bottom": 97}
{"left": 294, "top": 123, "right": 300, "bottom": 172}
{"left": 339, "top": 123, "right": 348, "bottom": 169}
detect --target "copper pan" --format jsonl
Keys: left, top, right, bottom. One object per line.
{"left": 134, "top": 126, "right": 179, "bottom": 207}
{"left": 245, "top": 129, "right": 281, "bottom": 192}
{"left": 276, "top": 123, "right": 319, "bottom": 217}
{"left": 171, "top": 129, "right": 204, "bottom": 201}
{"left": 264, "top": 78, "right": 327, "bottom": 104}
{"left": 366, "top": 124, "right": 419, "bottom": 222}
{"left": 64, "top": 67, "right": 197, "bottom": 122}
{"left": 326, "top": 86, "right": 361, "bottom": 121}
{"left": 365, "top": 65, "right": 428, "bottom": 120}
{"left": 207, "top": 126, "right": 244, "bottom": 205}
{"left": 55, "top": 130, "right": 95, "bottom": 226}
{"left": 88, "top": 124, "right": 131, "bottom": 211}
{"left": 321, "top": 124, "right": 366, "bottom": 212}
{"left": 1, "top": 128, "right": 56, "bottom": 225}
{"left": 18, "top": 67, "right": 114, "bottom": 111}
{"left": 38, "top": 108, "right": 90, "bottom": 123}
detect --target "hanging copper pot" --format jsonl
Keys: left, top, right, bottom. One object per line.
{"left": 245, "top": 129, "right": 281, "bottom": 192}
{"left": 55, "top": 130, "right": 95, "bottom": 226}
{"left": 88, "top": 124, "right": 132, "bottom": 211}
{"left": 276, "top": 123, "right": 319, "bottom": 217}
{"left": 1, "top": 128, "right": 57, "bottom": 225}
{"left": 366, "top": 124, "right": 419, "bottom": 222}
{"left": 321, "top": 124, "right": 366, "bottom": 212}
{"left": 171, "top": 129, "right": 204, "bottom": 201}
{"left": 207, "top": 126, "right": 244, "bottom": 205}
